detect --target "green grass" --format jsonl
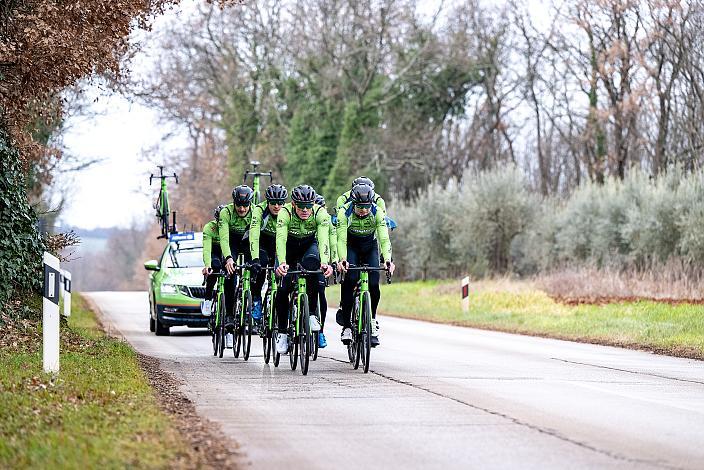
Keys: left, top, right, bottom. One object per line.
{"left": 0, "top": 294, "right": 194, "bottom": 468}
{"left": 377, "top": 280, "right": 704, "bottom": 358}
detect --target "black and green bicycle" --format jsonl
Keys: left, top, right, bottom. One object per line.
{"left": 232, "top": 255, "right": 254, "bottom": 361}
{"left": 275, "top": 264, "right": 322, "bottom": 376}
{"left": 149, "top": 166, "right": 178, "bottom": 239}
{"left": 343, "top": 264, "right": 392, "bottom": 373}
{"left": 203, "top": 271, "right": 229, "bottom": 358}
{"left": 261, "top": 266, "right": 278, "bottom": 365}
{"left": 243, "top": 160, "right": 272, "bottom": 205}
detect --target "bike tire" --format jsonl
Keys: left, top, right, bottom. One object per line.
{"left": 218, "top": 302, "right": 226, "bottom": 358}
{"left": 161, "top": 195, "right": 170, "bottom": 237}
{"left": 312, "top": 304, "right": 320, "bottom": 361}
{"left": 243, "top": 290, "right": 253, "bottom": 361}
{"left": 350, "top": 298, "right": 360, "bottom": 369}
{"left": 299, "top": 294, "right": 310, "bottom": 376}
{"left": 361, "top": 291, "right": 372, "bottom": 373}
{"left": 272, "top": 327, "right": 281, "bottom": 367}
{"left": 263, "top": 293, "right": 272, "bottom": 364}
{"left": 234, "top": 296, "right": 242, "bottom": 358}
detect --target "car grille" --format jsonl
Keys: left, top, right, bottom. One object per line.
{"left": 187, "top": 287, "right": 206, "bottom": 299}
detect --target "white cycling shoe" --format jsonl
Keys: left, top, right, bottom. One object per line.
{"left": 275, "top": 333, "right": 289, "bottom": 354}
{"left": 225, "top": 333, "right": 234, "bottom": 349}
{"left": 310, "top": 315, "right": 321, "bottom": 332}
{"left": 340, "top": 327, "right": 352, "bottom": 344}
{"left": 200, "top": 300, "right": 212, "bottom": 316}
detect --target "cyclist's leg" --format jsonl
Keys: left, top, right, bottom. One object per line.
{"left": 252, "top": 248, "right": 269, "bottom": 302}
{"left": 300, "top": 240, "right": 321, "bottom": 316}
{"left": 340, "top": 247, "right": 360, "bottom": 328}
{"left": 205, "top": 256, "right": 222, "bottom": 301}
{"left": 365, "top": 243, "right": 381, "bottom": 318}
{"left": 317, "top": 273, "right": 327, "bottom": 330}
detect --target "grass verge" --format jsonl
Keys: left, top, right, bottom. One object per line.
{"left": 0, "top": 293, "right": 202, "bottom": 468}
{"left": 376, "top": 279, "right": 704, "bottom": 359}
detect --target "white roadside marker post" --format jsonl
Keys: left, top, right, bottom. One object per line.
{"left": 43, "top": 252, "right": 61, "bottom": 373}
{"left": 62, "top": 270, "right": 72, "bottom": 317}
{"left": 461, "top": 276, "right": 470, "bottom": 313}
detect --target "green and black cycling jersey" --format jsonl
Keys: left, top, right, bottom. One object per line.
{"left": 218, "top": 203, "right": 253, "bottom": 259}
{"left": 249, "top": 201, "right": 278, "bottom": 259}
{"left": 275, "top": 203, "right": 331, "bottom": 265}
{"left": 202, "top": 220, "right": 221, "bottom": 268}
{"left": 337, "top": 201, "right": 392, "bottom": 262}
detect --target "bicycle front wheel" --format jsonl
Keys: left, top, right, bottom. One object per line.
{"left": 218, "top": 299, "right": 226, "bottom": 358}
{"left": 262, "top": 292, "right": 272, "bottom": 364}
{"left": 361, "top": 291, "right": 372, "bottom": 373}
{"left": 242, "top": 290, "right": 253, "bottom": 361}
{"left": 299, "top": 294, "right": 310, "bottom": 376}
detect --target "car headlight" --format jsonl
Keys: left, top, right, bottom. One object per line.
{"left": 161, "top": 284, "right": 178, "bottom": 294}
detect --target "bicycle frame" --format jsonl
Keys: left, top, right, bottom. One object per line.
{"left": 235, "top": 255, "right": 251, "bottom": 326}
{"left": 266, "top": 267, "right": 278, "bottom": 331}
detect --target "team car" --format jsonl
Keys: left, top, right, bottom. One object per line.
{"left": 144, "top": 232, "right": 208, "bottom": 335}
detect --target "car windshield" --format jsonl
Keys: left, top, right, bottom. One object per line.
{"left": 164, "top": 247, "right": 204, "bottom": 268}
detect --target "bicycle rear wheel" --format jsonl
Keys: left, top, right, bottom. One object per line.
{"left": 361, "top": 291, "right": 372, "bottom": 373}
{"left": 243, "top": 290, "right": 253, "bottom": 361}
{"left": 160, "top": 194, "right": 170, "bottom": 237}
{"left": 352, "top": 298, "right": 361, "bottom": 370}
{"left": 262, "top": 293, "right": 272, "bottom": 364}
{"left": 299, "top": 294, "right": 310, "bottom": 375}
{"left": 233, "top": 296, "right": 242, "bottom": 358}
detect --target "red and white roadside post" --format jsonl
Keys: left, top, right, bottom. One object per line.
{"left": 43, "top": 252, "right": 61, "bottom": 373}
{"left": 461, "top": 276, "right": 470, "bottom": 313}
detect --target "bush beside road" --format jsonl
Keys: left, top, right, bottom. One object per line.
{"left": 376, "top": 280, "right": 704, "bottom": 360}
{"left": 0, "top": 294, "right": 200, "bottom": 468}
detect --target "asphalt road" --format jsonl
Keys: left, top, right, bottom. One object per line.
{"left": 86, "top": 291, "right": 704, "bottom": 470}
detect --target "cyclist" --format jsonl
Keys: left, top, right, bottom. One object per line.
{"left": 312, "top": 194, "right": 337, "bottom": 348}
{"left": 201, "top": 204, "right": 226, "bottom": 315}
{"left": 274, "top": 185, "right": 333, "bottom": 354}
{"left": 335, "top": 176, "right": 387, "bottom": 215}
{"left": 337, "top": 184, "right": 395, "bottom": 347}
{"left": 249, "top": 184, "right": 288, "bottom": 331}
{"left": 219, "top": 185, "right": 254, "bottom": 330}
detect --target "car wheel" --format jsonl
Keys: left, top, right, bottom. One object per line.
{"left": 155, "top": 319, "right": 170, "bottom": 336}
{"left": 149, "top": 297, "right": 156, "bottom": 332}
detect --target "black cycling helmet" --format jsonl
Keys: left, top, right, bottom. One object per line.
{"left": 351, "top": 184, "right": 375, "bottom": 204}
{"left": 213, "top": 204, "right": 227, "bottom": 220}
{"left": 232, "top": 185, "right": 254, "bottom": 206}
{"left": 314, "top": 194, "right": 326, "bottom": 207}
{"left": 265, "top": 184, "right": 288, "bottom": 201}
{"left": 352, "top": 176, "right": 375, "bottom": 190}
{"left": 291, "top": 184, "right": 317, "bottom": 204}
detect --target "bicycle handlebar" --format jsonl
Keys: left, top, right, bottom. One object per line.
{"left": 202, "top": 271, "right": 230, "bottom": 285}
{"left": 341, "top": 263, "right": 393, "bottom": 284}
{"left": 149, "top": 166, "right": 179, "bottom": 185}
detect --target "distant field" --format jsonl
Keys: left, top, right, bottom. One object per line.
{"left": 372, "top": 279, "right": 704, "bottom": 359}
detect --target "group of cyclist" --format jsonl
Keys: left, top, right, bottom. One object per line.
{"left": 200, "top": 176, "right": 395, "bottom": 355}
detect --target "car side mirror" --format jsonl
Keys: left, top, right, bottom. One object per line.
{"left": 144, "top": 260, "right": 160, "bottom": 271}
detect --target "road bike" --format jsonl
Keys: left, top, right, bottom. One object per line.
{"left": 343, "top": 264, "right": 391, "bottom": 373}
{"left": 203, "top": 271, "right": 228, "bottom": 358}
{"left": 149, "top": 166, "right": 178, "bottom": 239}
{"left": 261, "top": 266, "right": 277, "bottom": 364}
{"left": 274, "top": 264, "right": 322, "bottom": 376}
{"left": 243, "top": 160, "right": 272, "bottom": 205}
{"left": 232, "top": 255, "right": 254, "bottom": 361}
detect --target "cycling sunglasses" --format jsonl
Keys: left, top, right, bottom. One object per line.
{"left": 355, "top": 203, "right": 372, "bottom": 209}
{"left": 235, "top": 202, "right": 251, "bottom": 208}
{"left": 267, "top": 199, "right": 285, "bottom": 206}
{"left": 296, "top": 202, "right": 314, "bottom": 209}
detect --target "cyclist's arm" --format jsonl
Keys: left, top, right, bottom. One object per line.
{"left": 275, "top": 208, "right": 290, "bottom": 264}
{"left": 376, "top": 196, "right": 387, "bottom": 216}
{"left": 329, "top": 223, "right": 338, "bottom": 262}
{"left": 335, "top": 193, "right": 347, "bottom": 211}
{"left": 219, "top": 207, "right": 232, "bottom": 259}
{"left": 337, "top": 208, "right": 349, "bottom": 261}
{"left": 249, "top": 205, "right": 262, "bottom": 259}
{"left": 316, "top": 209, "right": 331, "bottom": 265}
{"left": 203, "top": 225, "right": 213, "bottom": 268}
{"left": 375, "top": 210, "right": 392, "bottom": 261}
